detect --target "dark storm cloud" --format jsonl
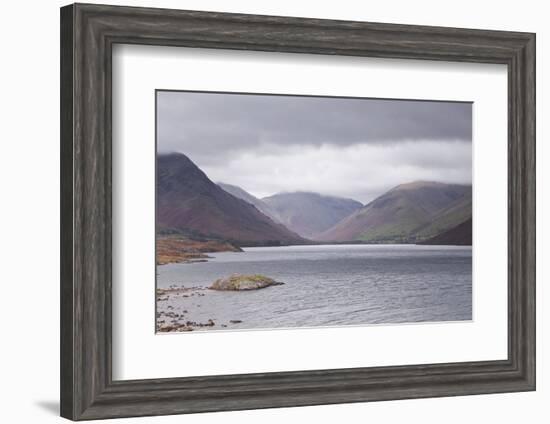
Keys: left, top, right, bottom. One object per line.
{"left": 156, "top": 90, "right": 472, "bottom": 203}
{"left": 157, "top": 91, "right": 471, "bottom": 162}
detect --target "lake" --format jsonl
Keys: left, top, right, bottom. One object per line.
{"left": 156, "top": 244, "right": 472, "bottom": 332}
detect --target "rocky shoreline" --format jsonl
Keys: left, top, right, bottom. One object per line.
{"left": 156, "top": 274, "right": 284, "bottom": 333}
{"left": 156, "top": 286, "right": 216, "bottom": 332}
{"left": 156, "top": 235, "right": 242, "bottom": 265}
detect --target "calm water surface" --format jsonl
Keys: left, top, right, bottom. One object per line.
{"left": 157, "top": 244, "right": 472, "bottom": 331}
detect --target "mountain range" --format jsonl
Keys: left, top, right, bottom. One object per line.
{"left": 157, "top": 153, "right": 472, "bottom": 246}
{"left": 218, "top": 185, "right": 363, "bottom": 239}
{"left": 157, "top": 153, "right": 305, "bottom": 246}
{"left": 261, "top": 192, "right": 363, "bottom": 239}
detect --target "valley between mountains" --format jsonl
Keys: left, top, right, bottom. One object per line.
{"left": 157, "top": 153, "right": 472, "bottom": 265}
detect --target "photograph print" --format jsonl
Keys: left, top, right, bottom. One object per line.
{"left": 156, "top": 90, "right": 473, "bottom": 333}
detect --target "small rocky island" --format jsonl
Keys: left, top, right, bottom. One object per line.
{"left": 209, "top": 274, "right": 284, "bottom": 291}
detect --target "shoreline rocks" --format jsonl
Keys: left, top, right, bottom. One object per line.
{"left": 155, "top": 276, "right": 282, "bottom": 333}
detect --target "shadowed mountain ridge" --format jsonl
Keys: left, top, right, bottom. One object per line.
{"left": 157, "top": 153, "right": 306, "bottom": 246}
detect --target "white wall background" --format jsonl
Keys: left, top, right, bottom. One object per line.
{"left": 0, "top": 0, "right": 546, "bottom": 423}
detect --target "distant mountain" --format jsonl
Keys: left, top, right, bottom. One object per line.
{"left": 218, "top": 182, "right": 280, "bottom": 223}
{"left": 318, "top": 181, "right": 471, "bottom": 243}
{"left": 157, "top": 153, "right": 305, "bottom": 246}
{"left": 420, "top": 218, "right": 472, "bottom": 245}
{"left": 262, "top": 192, "right": 363, "bottom": 239}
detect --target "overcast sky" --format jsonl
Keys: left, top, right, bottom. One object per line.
{"left": 157, "top": 90, "right": 472, "bottom": 203}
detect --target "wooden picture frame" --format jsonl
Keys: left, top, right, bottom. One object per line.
{"left": 60, "top": 3, "right": 535, "bottom": 420}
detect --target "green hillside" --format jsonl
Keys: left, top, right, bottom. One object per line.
{"left": 318, "top": 181, "right": 472, "bottom": 244}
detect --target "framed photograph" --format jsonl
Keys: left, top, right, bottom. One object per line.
{"left": 60, "top": 3, "right": 535, "bottom": 420}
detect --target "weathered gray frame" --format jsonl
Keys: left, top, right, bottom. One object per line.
{"left": 60, "top": 3, "right": 536, "bottom": 421}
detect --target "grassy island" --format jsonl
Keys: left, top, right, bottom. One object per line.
{"left": 209, "top": 274, "right": 284, "bottom": 291}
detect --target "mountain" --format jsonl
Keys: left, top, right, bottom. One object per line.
{"left": 318, "top": 181, "right": 471, "bottom": 243}
{"left": 420, "top": 218, "right": 472, "bottom": 245}
{"left": 157, "top": 153, "right": 305, "bottom": 246}
{"left": 218, "top": 182, "right": 280, "bottom": 223}
{"left": 262, "top": 192, "right": 363, "bottom": 239}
